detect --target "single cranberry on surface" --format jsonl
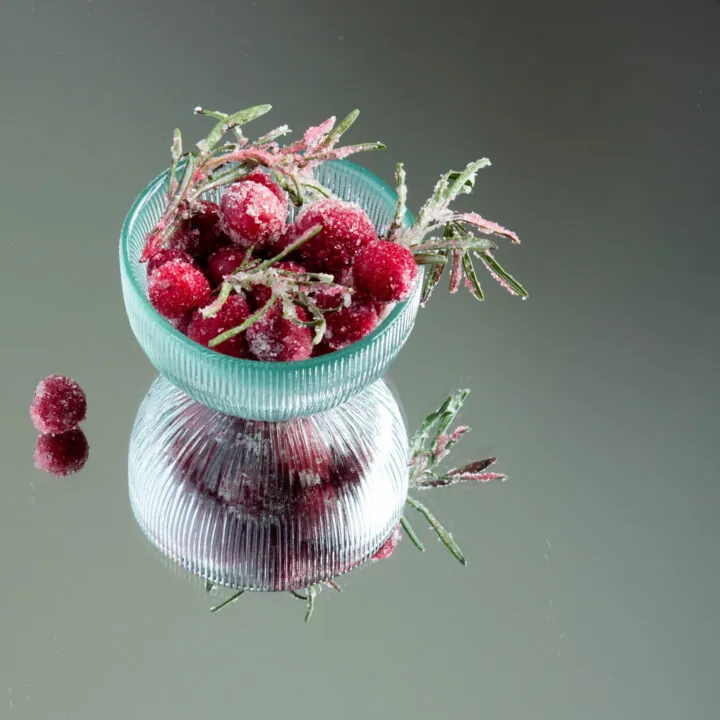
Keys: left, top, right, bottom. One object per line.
{"left": 167, "top": 200, "right": 229, "bottom": 261}
{"left": 371, "top": 524, "right": 402, "bottom": 561}
{"left": 220, "top": 180, "right": 287, "bottom": 249}
{"left": 246, "top": 305, "right": 313, "bottom": 362}
{"left": 146, "top": 248, "right": 196, "bottom": 276}
{"left": 205, "top": 247, "right": 250, "bottom": 287}
{"left": 186, "top": 294, "right": 251, "bottom": 358}
{"left": 30, "top": 375, "right": 87, "bottom": 435}
{"left": 353, "top": 240, "right": 418, "bottom": 303}
{"left": 322, "top": 302, "right": 378, "bottom": 351}
{"left": 34, "top": 429, "right": 89, "bottom": 477}
{"left": 148, "top": 260, "right": 212, "bottom": 319}
{"left": 292, "top": 198, "right": 378, "bottom": 274}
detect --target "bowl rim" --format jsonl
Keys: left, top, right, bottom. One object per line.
{"left": 119, "top": 158, "right": 420, "bottom": 370}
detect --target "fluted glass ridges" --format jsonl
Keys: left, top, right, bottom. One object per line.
{"left": 129, "top": 377, "right": 409, "bottom": 591}
{"left": 120, "top": 159, "right": 420, "bottom": 420}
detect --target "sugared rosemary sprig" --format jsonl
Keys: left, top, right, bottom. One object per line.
{"left": 389, "top": 160, "right": 528, "bottom": 305}
{"left": 140, "top": 104, "right": 385, "bottom": 262}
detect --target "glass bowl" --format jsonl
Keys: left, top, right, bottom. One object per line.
{"left": 128, "top": 375, "right": 409, "bottom": 591}
{"left": 120, "top": 159, "right": 421, "bottom": 420}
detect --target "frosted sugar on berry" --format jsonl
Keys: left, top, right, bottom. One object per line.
{"left": 147, "top": 248, "right": 195, "bottom": 276}
{"left": 353, "top": 240, "right": 418, "bottom": 302}
{"left": 30, "top": 375, "right": 87, "bottom": 435}
{"left": 246, "top": 305, "right": 313, "bottom": 362}
{"left": 187, "top": 294, "right": 251, "bottom": 358}
{"left": 168, "top": 200, "right": 229, "bottom": 260}
{"left": 206, "top": 247, "right": 250, "bottom": 287}
{"left": 243, "top": 167, "right": 287, "bottom": 206}
{"left": 322, "top": 302, "right": 378, "bottom": 351}
{"left": 148, "top": 260, "right": 212, "bottom": 318}
{"left": 293, "top": 198, "right": 377, "bottom": 274}
{"left": 34, "top": 429, "right": 89, "bottom": 477}
{"left": 220, "top": 180, "right": 287, "bottom": 249}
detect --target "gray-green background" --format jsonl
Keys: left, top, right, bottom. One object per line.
{"left": 1, "top": 0, "right": 718, "bottom": 718}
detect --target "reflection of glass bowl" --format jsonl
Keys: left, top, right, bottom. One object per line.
{"left": 119, "top": 159, "right": 421, "bottom": 420}
{"left": 128, "top": 376, "right": 409, "bottom": 591}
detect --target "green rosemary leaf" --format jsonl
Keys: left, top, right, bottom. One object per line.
{"left": 478, "top": 251, "right": 529, "bottom": 298}
{"left": 321, "top": 108, "right": 359, "bottom": 148}
{"left": 420, "top": 257, "right": 446, "bottom": 306}
{"left": 209, "top": 590, "right": 245, "bottom": 613}
{"left": 387, "top": 162, "right": 407, "bottom": 240}
{"left": 461, "top": 252, "right": 485, "bottom": 301}
{"left": 405, "top": 496, "right": 466, "bottom": 566}
{"left": 400, "top": 515, "right": 425, "bottom": 552}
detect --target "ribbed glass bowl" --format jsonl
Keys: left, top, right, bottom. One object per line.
{"left": 128, "top": 375, "right": 409, "bottom": 591}
{"left": 120, "top": 159, "right": 421, "bottom": 420}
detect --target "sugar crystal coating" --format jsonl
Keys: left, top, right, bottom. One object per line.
{"left": 246, "top": 305, "right": 313, "bottom": 362}
{"left": 186, "top": 294, "right": 251, "bottom": 358}
{"left": 146, "top": 248, "right": 195, "bottom": 276}
{"left": 30, "top": 375, "right": 87, "bottom": 435}
{"left": 148, "top": 260, "right": 212, "bottom": 318}
{"left": 353, "top": 240, "right": 418, "bottom": 302}
{"left": 244, "top": 167, "right": 287, "bottom": 206}
{"left": 34, "top": 429, "right": 89, "bottom": 477}
{"left": 205, "top": 247, "right": 250, "bottom": 287}
{"left": 249, "top": 260, "right": 306, "bottom": 309}
{"left": 293, "top": 198, "right": 377, "bottom": 274}
{"left": 322, "top": 302, "right": 378, "bottom": 351}
{"left": 168, "top": 200, "right": 229, "bottom": 260}
{"left": 220, "top": 180, "right": 287, "bottom": 249}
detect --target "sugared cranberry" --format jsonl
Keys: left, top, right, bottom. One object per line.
{"left": 246, "top": 305, "right": 313, "bottom": 362}
{"left": 168, "top": 312, "right": 192, "bottom": 334}
{"left": 186, "top": 294, "right": 251, "bottom": 358}
{"left": 34, "top": 429, "right": 89, "bottom": 477}
{"left": 146, "top": 248, "right": 195, "bottom": 276}
{"left": 353, "top": 240, "right": 418, "bottom": 302}
{"left": 322, "top": 302, "right": 378, "bottom": 351}
{"left": 30, "top": 375, "right": 87, "bottom": 435}
{"left": 244, "top": 167, "right": 287, "bottom": 206}
{"left": 292, "top": 198, "right": 377, "bottom": 274}
{"left": 168, "top": 200, "right": 229, "bottom": 260}
{"left": 148, "top": 260, "right": 212, "bottom": 319}
{"left": 265, "top": 224, "right": 299, "bottom": 260}
{"left": 220, "top": 180, "right": 287, "bottom": 249}
{"left": 371, "top": 524, "right": 402, "bottom": 561}
{"left": 249, "top": 260, "right": 307, "bottom": 309}
{"left": 312, "top": 285, "right": 349, "bottom": 312}
{"left": 205, "top": 247, "right": 250, "bottom": 287}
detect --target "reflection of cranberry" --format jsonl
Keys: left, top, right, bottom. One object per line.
{"left": 371, "top": 523, "right": 402, "bottom": 560}
{"left": 34, "top": 429, "right": 89, "bottom": 477}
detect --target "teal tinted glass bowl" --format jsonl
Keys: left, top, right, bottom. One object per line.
{"left": 120, "top": 160, "right": 420, "bottom": 420}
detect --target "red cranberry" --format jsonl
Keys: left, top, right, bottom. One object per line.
{"left": 146, "top": 249, "right": 195, "bottom": 276}
{"left": 34, "top": 429, "right": 89, "bottom": 477}
{"left": 186, "top": 294, "right": 251, "bottom": 358}
{"left": 205, "top": 247, "right": 250, "bottom": 287}
{"left": 244, "top": 168, "right": 287, "bottom": 206}
{"left": 148, "top": 260, "right": 212, "bottom": 319}
{"left": 220, "top": 180, "right": 287, "bottom": 249}
{"left": 246, "top": 305, "right": 313, "bottom": 362}
{"left": 353, "top": 240, "right": 418, "bottom": 302}
{"left": 30, "top": 375, "right": 87, "bottom": 435}
{"left": 322, "top": 302, "right": 378, "bottom": 351}
{"left": 168, "top": 200, "right": 229, "bottom": 260}
{"left": 293, "top": 198, "right": 377, "bottom": 274}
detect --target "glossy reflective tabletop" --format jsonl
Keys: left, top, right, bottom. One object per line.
{"left": 1, "top": 1, "right": 719, "bottom": 718}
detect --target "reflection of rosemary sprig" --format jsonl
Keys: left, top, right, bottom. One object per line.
{"left": 141, "top": 104, "right": 385, "bottom": 262}
{"left": 388, "top": 160, "right": 528, "bottom": 305}
{"left": 401, "top": 389, "right": 506, "bottom": 564}
{"left": 205, "top": 389, "right": 506, "bottom": 622}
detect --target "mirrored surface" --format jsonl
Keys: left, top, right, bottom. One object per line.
{"left": 1, "top": 1, "right": 719, "bottom": 719}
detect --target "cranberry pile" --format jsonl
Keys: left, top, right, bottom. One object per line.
{"left": 144, "top": 170, "right": 418, "bottom": 362}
